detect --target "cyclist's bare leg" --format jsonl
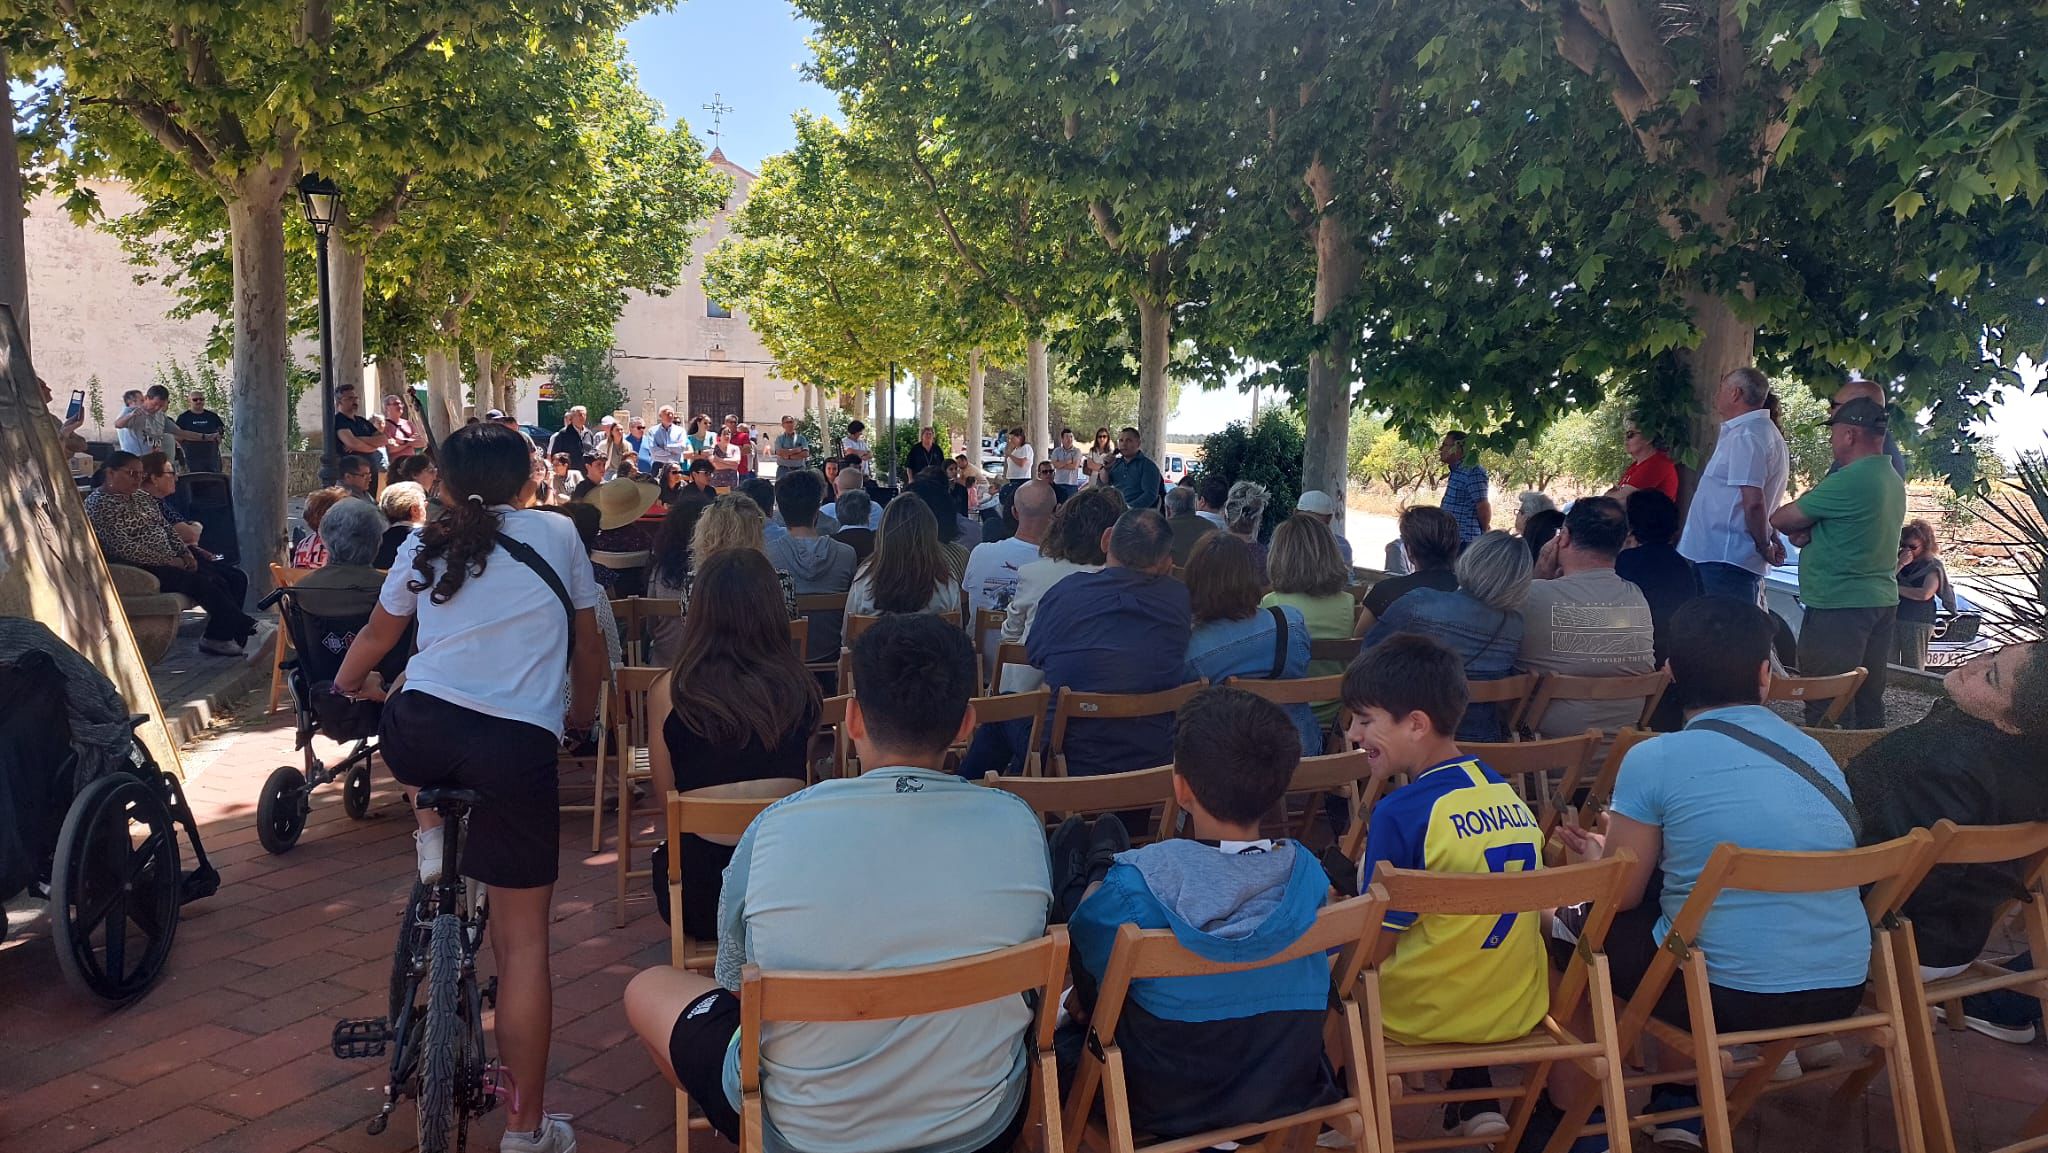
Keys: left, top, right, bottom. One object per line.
{"left": 623, "top": 966, "right": 724, "bottom": 1090}
{"left": 487, "top": 883, "right": 554, "bottom": 1133}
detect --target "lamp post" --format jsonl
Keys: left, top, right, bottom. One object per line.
{"left": 297, "top": 173, "right": 341, "bottom": 486}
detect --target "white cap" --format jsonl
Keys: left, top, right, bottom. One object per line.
{"left": 1295, "top": 490, "right": 1339, "bottom": 516}
{"left": 599, "top": 415, "right": 618, "bottom": 427}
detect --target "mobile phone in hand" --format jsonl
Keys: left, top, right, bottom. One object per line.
{"left": 66, "top": 390, "right": 85, "bottom": 422}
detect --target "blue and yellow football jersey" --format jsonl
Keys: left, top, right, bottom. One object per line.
{"left": 1362, "top": 756, "right": 1548, "bottom": 1045}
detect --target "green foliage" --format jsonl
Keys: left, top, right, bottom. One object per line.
{"left": 1198, "top": 412, "right": 1306, "bottom": 539}
{"left": 1970, "top": 450, "right": 2048, "bottom": 643}
{"left": 794, "top": 409, "right": 851, "bottom": 470}
{"left": 1775, "top": 384, "right": 1835, "bottom": 491}
{"left": 1354, "top": 428, "right": 1443, "bottom": 496}
{"left": 147, "top": 356, "right": 311, "bottom": 451}
{"left": 886, "top": 420, "right": 947, "bottom": 480}
{"left": 547, "top": 348, "right": 626, "bottom": 423}
{"left": 85, "top": 374, "right": 106, "bottom": 429}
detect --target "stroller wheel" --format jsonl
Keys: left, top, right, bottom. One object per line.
{"left": 257, "top": 765, "right": 309, "bottom": 854}
{"left": 343, "top": 763, "right": 373, "bottom": 820}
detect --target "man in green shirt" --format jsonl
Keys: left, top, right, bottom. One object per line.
{"left": 1769, "top": 396, "right": 1907, "bottom": 728}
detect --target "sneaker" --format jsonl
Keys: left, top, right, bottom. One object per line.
{"left": 1441, "top": 1106, "right": 1509, "bottom": 1139}
{"left": 1048, "top": 815, "right": 1091, "bottom": 923}
{"left": 1933, "top": 1001, "right": 2040, "bottom": 1044}
{"left": 198, "top": 638, "right": 243, "bottom": 656}
{"left": 500, "top": 1114, "right": 577, "bottom": 1153}
{"left": 1646, "top": 1087, "right": 1703, "bottom": 1149}
{"left": 1314, "top": 1127, "right": 1355, "bottom": 1148}
{"left": 1797, "top": 1039, "right": 1845, "bottom": 1070}
{"left": 415, "top": 827, "right": 445, "bottom": 884}
{"left": 1086, "top": 814, "right": 1131, "bottom": 887}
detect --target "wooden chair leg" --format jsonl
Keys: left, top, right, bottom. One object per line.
{"left": 614, "top": 749, "right": 634, "bottom": 928}
{"left": 1893, "top": 929, "right": 1957, "bottom": 1153}
{"left": 676, "top": 1089, "right": 690, "bottom": 1153}
{"left": 1682, "top": 952, "right": 1737, "bottom": 1153}
{"left": 267, "top": 628, "right": 290, "bottom": 713}
{"left": 1870, "top": 933, "right": 1930, "bottom": 1153}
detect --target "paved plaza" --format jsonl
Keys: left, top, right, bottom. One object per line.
{"left": 2, "top": 706, "right": 2045, "bottom": 1153}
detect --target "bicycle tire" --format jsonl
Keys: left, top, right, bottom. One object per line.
{"left": 388, "top": 881, "right": 429, "bottom": 1029}
{"left": 416, "top": 912, "right": 463, "bottom": 1153}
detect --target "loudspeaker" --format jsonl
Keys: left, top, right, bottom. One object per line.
{"left": 177, "top": 471, "right": 239, "bottom": 566}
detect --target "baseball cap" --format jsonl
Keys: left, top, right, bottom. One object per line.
{"left": 1296, "top": 490, "right": 1339, "bottom": 516}
{"left": 599, "top": 415, "right": 617, "bottom": 427}
{"left": 1822, "top": 396, "right": 1888, "bottom": 431}
{"left": 485, "top": 408, "right": 506, "bottom": 420}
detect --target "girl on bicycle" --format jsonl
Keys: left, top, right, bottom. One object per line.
{"left": 336, "top": 421, "right": 603, "bottom": 1153}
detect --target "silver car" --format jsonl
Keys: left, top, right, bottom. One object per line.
{"left": 1762, "top": 540, "right": 1993, "bottom": 671}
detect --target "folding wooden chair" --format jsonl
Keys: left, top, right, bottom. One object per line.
{"left": 560, "top": 670, "right": 614, "bottom": 853}
{"left": 1047, "top": 681, "right": 1207, "bottom": 778}
{"left": 1363, "top": 856, "right": 1637, "bottom": 1153}
{"left": 1227, "top": 673, "right": 1347, "bottom": 753}
{"left": 991, "top": 640, "right": 1034, "bottom": 696}
{"left": 1310, "top": 636, "right": 1363, "bottom": 666}
{"left": 264, "top": 563, "right": 315, "bottom": 712}
{"left": 980, "top": 763, "right": 1179, "bottom": 838}
{"left": 1545, "top": 832, "right": 1937, "bottom": 1153}
{"left": 811, "top": 694, "right": 852, "bottom": 782}
{"left": 786, "top": 617, "right": 808, "bottom": 658}
{"left": 611, "top": 596, "right": 681, "bottom": 666}
{"left": 737, "top": 930, "right": 1072, "bottom": 1153}
{"left": 1467, "top": 672, "right": 1541, "bottom": 737}
{"left": 794, "top": 591, "right": 847, "bottom": 677}
{"left": 664, "top": 789, "right": 804, "bottom": 973}
{"left": 1767, "top": 667, "right": 1867, "bottom": 728}
{"left": 1574, "top": 727, "right": 1655, "bottom": 834}
{"left": 1459, "top": 731, "right": 1601, "bottom": 843}
{"left": 610, "top": 666, "right": 667, "bottom": 926}
{"left": 1801, "top": 724, "right": 1895, "bottom": 766}
{"left": 955, "top": 688, "right": 1050, "bottom": 777}
{"left": 838, "top": 609, "right": 964, "bottom": 692}
{"left": 1521, "top": 669, "right": 1671, "bottom": 738}
{"left": 1882, "top": 819, "right": 2048, "bottom": 1153}
{"left": 1062, "top": 890, "right": 1392, "bottom": 1153}
{"left": 974, "top": 606, "right": 1006, "bottom": 678}
{"left": 1280, "top": 750, "right": 1384, "bottom": 863}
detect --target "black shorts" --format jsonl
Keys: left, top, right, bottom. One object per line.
{"left": 669, "top": 988, "right": 1033, "bottom": 1152}
{"left": 378, "top": 690, "right": 560, "bottom": 889}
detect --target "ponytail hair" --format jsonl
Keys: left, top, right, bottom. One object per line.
{"left": 1764, "top": 391, "right": 1784, "bottom": 433}
{"left": 408, "top": 422, "right": 534, "bottom": 604}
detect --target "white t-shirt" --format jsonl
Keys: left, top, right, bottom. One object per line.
{"left": 379, "top": 506, "right": 602, "bottom": 738}
{"left": 842, "top": 437, "right": 872, "bottom": 461}
{"left": 963, "top": 536, "right": 1042, "bottom": 615}
{"left": 1677, "top": 408, "right": 1789, "bottom": 576}
{"left": 1004, "top": 441, "right": 1035, "bottom": 480}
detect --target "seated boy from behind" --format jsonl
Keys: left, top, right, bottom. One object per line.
{"left": 1345, "top": 633, "right": 1547, "bottom": 1141}
{"left": 1062, "top": 686, "right": 1339, "bottom": 1139}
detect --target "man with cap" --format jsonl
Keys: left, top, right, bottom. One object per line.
{"left": 1293, "top": 489, "right": 1354, "bottom": 567}
{"left": 1770, "top": 395, "right": 1908, "bottom": 728}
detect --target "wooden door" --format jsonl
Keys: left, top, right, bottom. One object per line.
{"left": 687, "top": 376, "right": 745, "bottom": 423}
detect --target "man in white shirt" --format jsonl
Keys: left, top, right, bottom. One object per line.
{"left": 964, "top": 481, "right": 1054, "bottom": 671}
{"left": 646, "top": 405, "right": 686, "bottom": 469}
{"left": 1676, "top": 366, "right": 1788, "bottom": 606}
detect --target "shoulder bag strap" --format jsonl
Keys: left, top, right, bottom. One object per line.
{"left": 494, "top": 531, "right": 577, "bottom": 657}
{"left": 1267, "top": 605, "right": 1290, "bottom": 681}
{"left": 1690, "top": 718, "right": 1860, "bottom": 838}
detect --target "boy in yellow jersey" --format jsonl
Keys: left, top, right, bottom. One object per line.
{"left": 1346, "top": 634, "right": 1547, "bottom": 1142}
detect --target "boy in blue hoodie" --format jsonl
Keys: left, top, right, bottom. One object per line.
{"left": 1061, "top": 686, "right": 1339, "bottom": 1139}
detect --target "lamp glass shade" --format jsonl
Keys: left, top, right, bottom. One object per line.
{"left": 297, "top": 175, "right": 341, "bottom": 234}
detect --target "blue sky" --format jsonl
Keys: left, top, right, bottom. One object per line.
{"left": 621, "top": 3, "right": 832, "bottom": 173}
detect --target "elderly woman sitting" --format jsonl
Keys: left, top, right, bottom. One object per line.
{"left": 292, "top": 497, "right": 389, "bottom": 616}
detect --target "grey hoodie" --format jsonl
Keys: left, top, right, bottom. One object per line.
{"left": 765, "top": 532, "right": 857, "bottom": 658}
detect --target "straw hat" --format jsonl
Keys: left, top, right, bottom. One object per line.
{"left": 585, "top": 477, "right": 658, "bottom": 530}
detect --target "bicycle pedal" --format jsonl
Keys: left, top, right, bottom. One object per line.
{"left": 332, "top": 1016, "right": 389, "bottom": 1059}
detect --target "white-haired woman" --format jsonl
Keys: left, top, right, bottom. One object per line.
{"left": 1362, "top": 530, "right": 1532, "bottom": 741}
{"left": 1223, "top": 480, "right": 1270, "bottom": 585}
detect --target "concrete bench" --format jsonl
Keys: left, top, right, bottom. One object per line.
{"left": 108, "top": 564, "right": 195, "bottom": 664}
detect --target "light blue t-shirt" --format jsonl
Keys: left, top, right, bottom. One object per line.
{"left": 715, "top": 767, "right": 1052, "bottom": 1153}
{"left": 1608, "top": 705, "right": 1870, "bottom": 994}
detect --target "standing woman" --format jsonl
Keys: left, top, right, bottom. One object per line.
{"left": 383, "top": 393, "right": 424, "bottom": 465}
{"left": 684, "top": 415, "right": 713, "bottom": 465}
{"left": 841, "top": 419, "right": 874, "bottom": 468}
{"left": 333, "top": 421, "right": 602, "bottom": 1153}
{"left": 846, "top": 495, "right": 963, "bottom": 618}
{"left": 650, "top": 549, "right": 820, "bottom": 941}
{"left": 1082, "top": 427, "right": 1115, "bottom": 480}
{"left": 1896, "top": 519, "right": 1943, "bottom": 671}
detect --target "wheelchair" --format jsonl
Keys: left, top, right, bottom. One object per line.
{"left": 0, "top": 623, "right": 220, "bottom": 1005}
{"left": 254, "top": 580, "right": 409, "bottom": 854}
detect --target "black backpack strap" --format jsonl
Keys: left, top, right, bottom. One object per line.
{"left": 1690, "top": 718, "right": 1861, "bottom": 838}
{"left": 494, "top": 531, "right": 577, "bottom": 655}
{"left": 1267, "top": 605, "right": 1290, "bottom": 681}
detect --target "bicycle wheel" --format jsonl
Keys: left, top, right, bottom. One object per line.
{"left": 387, "top": 881, "right": 429, "bottom": 1028}
{"left": 416, "top": 912, "right": 463, "bottom": 1153}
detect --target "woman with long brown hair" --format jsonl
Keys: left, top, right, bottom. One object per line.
{"left": 846, "top": 494, "right": 962, "bottom": 617}
{"left": 650, "top": 548, "right": 821, "bottom": 940}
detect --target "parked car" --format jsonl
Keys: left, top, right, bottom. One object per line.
{"left": 1162, "top": 453, "right": 1188, "bottom": 485}
{"left": 1762, "top": 541, "right": 1993, "bottom": 671}
{"left": 521, "top": 424, "right": 551, "bottom": 452}
{"left": 980, "top": 436, "right": 1007, "bottom": 477}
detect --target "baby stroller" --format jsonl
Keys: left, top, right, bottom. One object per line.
{"left": 255, "top": 578, "right": 410, "bottom": 853}
{"left": 0, "top": 620, "right": 220, "bottom": 1005}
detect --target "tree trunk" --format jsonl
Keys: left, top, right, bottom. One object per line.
{"left": 424, "top": 347, "right": 464, "bottom": 437}
{"left": 473, "top": 348, "right": 494, "bottom": 421}
{"left": 967, "top": 348, "right": 986, "bottom": 458}
{"left": 1025, "top": 337, "right": 1051, "bottom": 459}
{"left": 0, "top": 47, "right": 28, "bottom": 358}
{"left": 330, "top": 232, "right": 368, "bottom": 401}
{"left": 493, "top": 360, "right": 516, "bottom": 416}
{"left": 1135, "top": 292, "right": 1171, "bottom": 463}
{"left": 226, "top": 183, "right": 292, "bottom": 590}
{"left": 1677, "top": 283, "right": 1757, "bottom": 467}
{"left": 1302, "top": 199, "right": 1362, "bottom": 531}
{"left": 918, "top": 372, "right": 935, "bottom": 427}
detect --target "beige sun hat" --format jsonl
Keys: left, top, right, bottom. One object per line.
{"left": 585, "top": 477, "right": 659, "bottom": 530}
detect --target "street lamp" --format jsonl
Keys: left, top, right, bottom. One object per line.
{"left": 298, "top": 173, "right": 342, "bottom": 486}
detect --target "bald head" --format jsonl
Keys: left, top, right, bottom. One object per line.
{"left": 1834, "top": 378, "right": 1884, "bottom": 408}
{"left": 836, "top": 466, "right": 864, "bottom": 495}
{"left": 1013, "top": 480, "right": 1056, "bottom": 532}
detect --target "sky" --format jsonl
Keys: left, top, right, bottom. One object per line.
{"left": 617, "top": 6, "right": 2047, "bottom": 453}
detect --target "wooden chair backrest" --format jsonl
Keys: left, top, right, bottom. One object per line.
{"left": 981, "top": 764, "right": 1178, "bottom": 823}
{"left": 973, "top": 607, "right": 1005, "bottom": 654}
{"left": 1524, "top": 668, "right": 1671, "bottom": 732}
{"left": 668, "top": 786, "right": 809, "bottom": 967}
{"left": 1579, "top": 727, "right": 1655, "bottom": 825}
{"left": 1225, "top": 673, "right": 1344, "bottom": 708}
{"left": 960, "top": 689, "right": 1050, "bottom": 758}
{"left": 814, "top": 694, "right": 853, "bottom": 781}
{"left": 786, "top": 618, "right": 808, "bottom": 658}
{"left": 615, "top": 665, "right": 668, "bottom": 753}
{"left": 1768, "top": 667, "right": 1867, "bottom": 727}
{"left": 611, "top": 597, "right": 682, "bottom": 666}
{"left": 1467, "top": 672, "right": 1541, "bottom": 733}
{"left": 269, "top": 563, "right": 314, "bottom": 588}
{"left": 1308, "top": 637, "right": 1362, "bottom": 665}
{"left": 592, "top": 549, "right": 652, "bottom": 571}
{"left": 1800, "top": 725, "right": 1893, "bottom": 765}
{"left": 844, "top": 608, "right": 965, "bottom": 646}
{"left": 1048, "top": 681, "right": 1208, "bottom": 761}
{"left": 793, "top": 591, "right": 849, "bottom": 615}
{"left": 990, "top": 641, "right": 1033, "bottom": 696}
{"left": 1461, "top": 731, "right": 1601, "bottom": 837}
{"left": 1890, "top": 818, "right": 2048, "bottom": 906}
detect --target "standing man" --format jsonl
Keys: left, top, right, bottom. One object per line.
{"left": 1101, "top": 426, "right": 1164, "bottom": 510}
{"left": 173, "top": 388, "right": 225, "bottom": 473}
{"left": 1437, "top": 431, "right": 1491, "bottom": 546}
{"left": 773, "top": 414, "right": 810, "bottom": 473}
{"left": 1048, "top": 428, "right": 1083, "bottom": 498}
{"left": 331, "top": 383, "right": 388, "bottom": 490}
{"left": 1828, "top": 378, "right": 1909, "bottom": 478}
{"left": 1677, "top": 366, "right": 1789, "bottom": 605}
{"left": 382, "top": 393, "right": 424, "bottom": 469}
{"left": 115, "top": 385, "right": 193, "bottom": 458}
{"left": 906, "top": 424, "right": 946, "bottom": 476}
{"left": 645, "top": 405, "right": 686, "bottom": 472}
{"left": 1770, "top": 396, "right": 1907, "bottom": 728}
{"left": 549, "top": 405, "right": 595, "bottom": 475}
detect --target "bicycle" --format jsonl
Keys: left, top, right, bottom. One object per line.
{"left": 333, "top": 788, "right": 501, "bottom": 1153}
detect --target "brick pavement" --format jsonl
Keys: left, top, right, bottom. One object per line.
{"left": 3, "top": 710, "right": 2044, "bottom": 1153}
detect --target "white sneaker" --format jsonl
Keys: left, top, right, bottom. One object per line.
{"left": 415, "top": 827, "right": 445, "bottom": 884}
{"left": 500, "top": 1114, "right": 577, "bottom": 1153}
{"left": 1444, "top": 1110, "right": 1509, "bottom": 1139}
{"left": 1315, "top": 1126, "right": 1356, "bottom": 1147}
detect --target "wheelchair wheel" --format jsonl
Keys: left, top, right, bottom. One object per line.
{"left": 49, "top": 772, "right": 182, "bottom": 1005}
{"left": 343, "top": 763, "right": 373, "bottom": 820}
{"left": 257, "top": 765, "right": 309, "bottom": 854}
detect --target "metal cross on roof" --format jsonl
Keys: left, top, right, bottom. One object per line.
{"left": 702, "top": 93, "right": 733, "bottom": 150}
